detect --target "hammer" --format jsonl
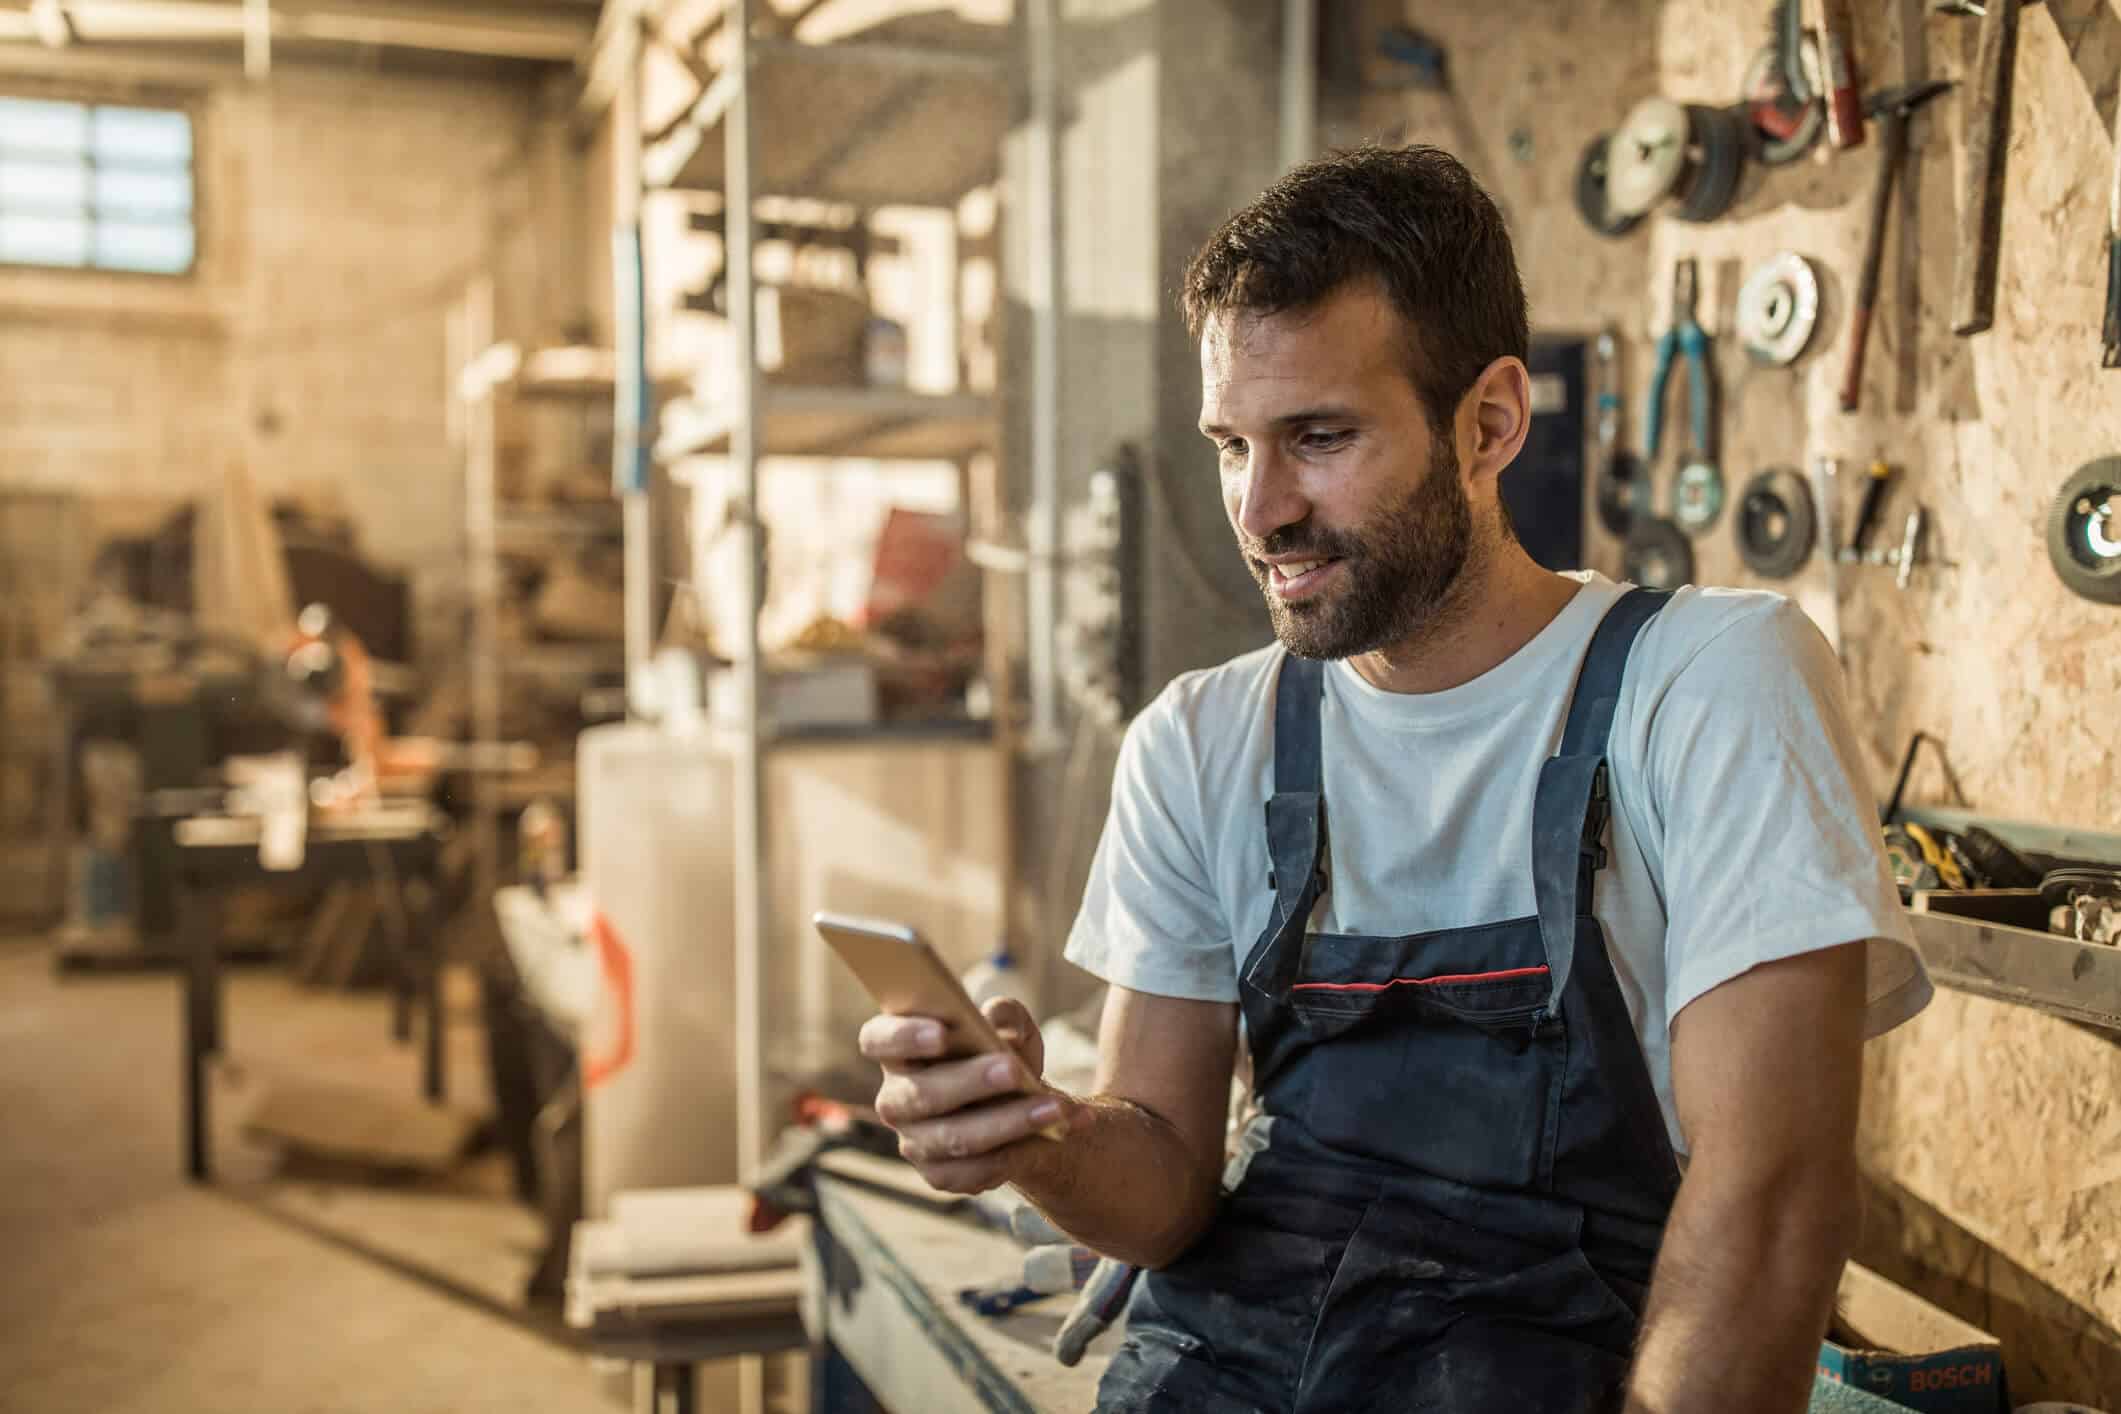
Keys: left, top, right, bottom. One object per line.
{"left": 1951, "top": 0, "right": 2023, "bottom": 336}
{"left": 1839, "top": 80, "right": 1955, "bottom": 413}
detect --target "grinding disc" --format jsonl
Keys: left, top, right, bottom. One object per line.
{"left": 1607, "top": 98, "right": 1690, "bottom": 217}
{"left": 1574, "top": 133, "right": 1644, "bottom": 239}
{"left": 1734, "top": 466, "right": 1817, "bottom": 578}
{"left": 1595, "top": 448, "right": 1648, "bottom": 536}
{"left": 1675, "top": 103, "right": 1746, "bottom": 224}
{"left": 1673, "top": 458, "right": 1726, "bottom": 535}
{"left": 1736, "top": 252, "right": 1820, "bottom": 365}
{"left": 1742, "top": 36, "right": 1825, "bottom": 165}
{"left": 2047, "top": 455, "right": 2121, "bottom": 605}
{"left": 1623, "top": 515, "right": 1695, "bottom": 590}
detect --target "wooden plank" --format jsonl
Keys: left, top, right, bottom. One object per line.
{"left": 1834, "top": 1261, "right": 1999, "bottom": 1354}
{"left": 642, "top": 32, "right": 1006, "bottom": 207}
{"left": 658, "top": 386, "right": 996, "bottom": 463}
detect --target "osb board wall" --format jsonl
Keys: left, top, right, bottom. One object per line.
{"left": 1362, "top": 0, "right": 2121, "bottom": 1398}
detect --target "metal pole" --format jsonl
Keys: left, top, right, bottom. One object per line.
{"left": 465, "top": 278, "right": 499, "bottom": 906}
{"left": 1025, "top": 0, "right": 1062, "bottom": 752}
{"left": 616, "top": 21, "right": 653, "bottom": 708}
{"left": 725, "top": 0, "right": 768, "bottom": 1186}
{"left": 1278, "top": 0, "right": 1314, "bottom": 173}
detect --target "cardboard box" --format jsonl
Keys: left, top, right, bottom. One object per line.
{"left": 1816, "top": 1263, "right": 2008, "bottom": 1414}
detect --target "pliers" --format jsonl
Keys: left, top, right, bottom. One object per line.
{"left": 1644, "top": 258, "right": 1713, "bottom": 462}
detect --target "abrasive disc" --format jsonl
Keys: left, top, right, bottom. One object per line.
{"left": 1623, "top": 515, "right": 1695, "bottom": 590}
{"left": 1607, "top": 97, "right": 1690, "bottom": 217}
{"left": 1734, "top": 466, "right": 1817, "bottom": 578}
{"left": 1737, "top": 252, "right": 1820, "bottom": 365}
{"left": 1674, "top": 458, "right": 1726, "bottom": 535}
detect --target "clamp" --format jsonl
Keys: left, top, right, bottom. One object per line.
{"left": 1645, "top": 258, "right": 1713, "bottom": 462}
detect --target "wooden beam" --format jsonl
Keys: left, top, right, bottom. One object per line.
{"left": 0, "top": 37, "right": 543, "bottom": 86}
{"left": 30, "top": 0, "right": 76, "bottom": 48}
{"left": 24, "top": 1, "right": 593, "bottom": 63}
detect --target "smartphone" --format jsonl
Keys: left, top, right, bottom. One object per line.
{"left": 813, "top": 911, "right": 1064, "bottom": 1140}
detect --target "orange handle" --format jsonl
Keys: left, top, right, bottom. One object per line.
{"left": 583, "top": 910, "right": 636, "bottom": 1090}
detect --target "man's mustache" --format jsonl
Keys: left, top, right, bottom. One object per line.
{"left": 1244, "top": 526, "right": 1360, "bottom": 561}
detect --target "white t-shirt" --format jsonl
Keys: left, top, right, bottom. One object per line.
{"left": 1064, "top": 571, "right": 1930, "bottom": 1152}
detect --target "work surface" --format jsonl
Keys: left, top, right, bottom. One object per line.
{"left": 808, "top": 1155, "right": 1122, "bottom": 1414}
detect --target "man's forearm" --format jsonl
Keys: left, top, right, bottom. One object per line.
{"left": 1626, "top": 1161, "right": 1859, "bottom": 1414}
{"left": 1004, "top": 1094, "right": 1223, "bottom": 1269}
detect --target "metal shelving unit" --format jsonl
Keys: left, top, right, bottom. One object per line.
{"left": 657, "top": 384, "right": 996, "bottom": 463}
{"left": 452, "top": 287, "right": 630, "bottom": 898}
{"left": 630, "top": 0, "right": 1021, "bottom": 1180}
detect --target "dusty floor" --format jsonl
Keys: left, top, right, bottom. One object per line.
{"left": 0, "top": 931, "right": 615, "bottom": 1414}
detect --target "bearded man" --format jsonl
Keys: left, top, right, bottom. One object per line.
{"left": 859, "top": 145, "right": 1930, "bottom": 1413}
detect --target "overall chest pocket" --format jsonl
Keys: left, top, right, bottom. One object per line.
{"left": 1283, "top": 918, "right": 1563, "bottom": 1189}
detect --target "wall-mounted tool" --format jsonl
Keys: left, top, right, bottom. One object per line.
{"left": 1744, "top": 1, "right": 1824, "bottom": 164}
{"left": 1646, "top": 258, "right": 1714, "bottom": 462}
{"left": 1816, "top": 0, "right": 1866, "bottom": 148}
{"left": 1810, "top": 455, "right": 1842, "bottom": 563}
{"left": 2045, "top": 456, "right": 2121, "bottom": 604}
{"left": 1606, "top": 99, "right": 1747, "bottom": 225}
{"left": 1841, "top": 461, "right": 1928, "bottom": 588}
{"left": 1593, "top": 330, "right": 1646, "bottom": 534}
{"left": 2103, "top": 91, "right": 2119, "bottom": 368}
{"left": 1674, "top": 459, "right": 1726, "bottom": 535}
{"left": 1574, "top": 134, "right": 1645, "bottom": 238}
{"left": 1839, "top": 81, "right": 1955, "bottom": 412}
{"left": 1734, "top": 466, "right": 1817, "bottom": 578}
{"left": 1737, "top": 252, "right": 1821, "bottom": 365}
{"left": 1622, "top": 516, "right": 1695, "bottom": 589}
{"left": 1605, "top": 98, "right": 1689, "bottom": 218}
{"left": 1376, "top": 24, "right": 1448, "bottom": 90}
{"left": 1890, "top": 506, "right": 1928, "bottom": 589}
{"left": 1952, "top": 0, "right": 2021, "bottom": 336}
{"left": 1843, "top": 460, "right": 1896, "bottom": 561}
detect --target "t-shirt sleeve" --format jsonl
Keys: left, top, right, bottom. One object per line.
{"left": 1642, "top": 600, "right": 1931, "bottom": 1036}
{"left": 1062, "top": 683, "right": 1239, "bottom": 1002}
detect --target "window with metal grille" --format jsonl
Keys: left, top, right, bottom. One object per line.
{"left": 0, "top": 95, "right": 195, "bottom": 275}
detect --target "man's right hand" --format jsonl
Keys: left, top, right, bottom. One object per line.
{"left": 859, "top": 997, "right": 1080, "bottom": 1195}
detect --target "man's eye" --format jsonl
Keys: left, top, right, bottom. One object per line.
{"left": 1300, "top": 430, "right": 1352, "bottom": 451}
{"left": 1218, "top": 438, "right": 1247, "bottom": 458}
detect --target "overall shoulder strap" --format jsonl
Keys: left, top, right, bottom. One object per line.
{"left": 1557, "top": 587, "right": 1670, "bottom": 759}
{"left": 1272, "top": 653, "right": 1327, "bottom": 796}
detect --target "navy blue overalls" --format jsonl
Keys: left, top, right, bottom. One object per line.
{"left": 1096, "top": 588, "right": 1682, "bottom": 1413}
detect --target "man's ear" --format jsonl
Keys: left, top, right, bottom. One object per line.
{"left": 1460, "top": 356, "right": 1532, "bottom": 489}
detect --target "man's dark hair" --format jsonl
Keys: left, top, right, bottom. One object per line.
{"left": 1181, "top": 144, "right": 1529, "bottom": 438}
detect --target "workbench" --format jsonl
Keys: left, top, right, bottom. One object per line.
{"left": 177, "top": 805, "right": 448, "bottom": 1181}
{"left": 805, "top": 1152, "right": 1121, "bottom": 1414}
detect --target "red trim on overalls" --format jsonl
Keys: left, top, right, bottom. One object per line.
{"left": 1290, "top": 964, "right": 1551, "bottom": 993}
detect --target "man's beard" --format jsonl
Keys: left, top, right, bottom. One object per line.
{"left": 1244, "top": 434, "right": 1476, "bottom": 661}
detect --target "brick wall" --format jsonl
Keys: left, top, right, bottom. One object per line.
{"left": 0, "top": 63, "right": 585, "bottom": 665}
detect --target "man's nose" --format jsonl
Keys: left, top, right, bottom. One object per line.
{"left": 1232, "top": 445, "right": 1308, "bottom": 544}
